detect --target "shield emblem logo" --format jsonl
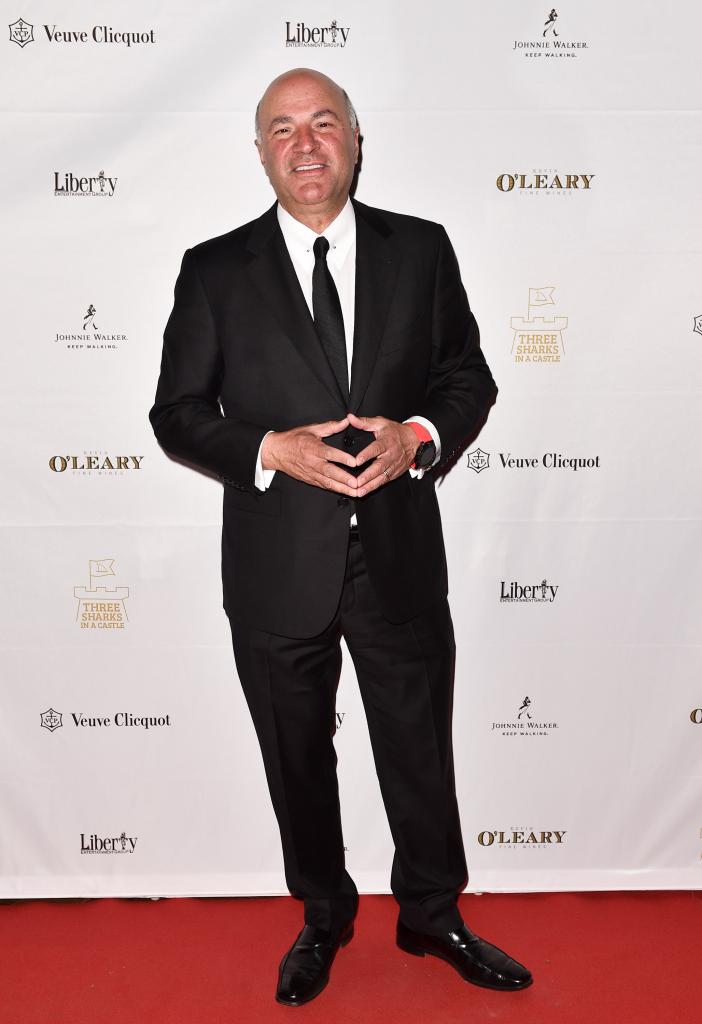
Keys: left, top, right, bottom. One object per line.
{"left": 9, "top": 18, "right": 34, "bottom": 47}
{"left": 467, "top": 448, "right": 490, "bottom": 474}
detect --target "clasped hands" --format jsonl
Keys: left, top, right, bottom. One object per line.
{"left": 261, "top": 413, "right": 419, "bottom": 498}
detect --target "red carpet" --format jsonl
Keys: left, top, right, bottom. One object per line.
{"left": 0, "top": 892, "right": 699, "bottom": 1023}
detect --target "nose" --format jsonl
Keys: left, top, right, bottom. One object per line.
{"left": 293, "top": 125, "right": 318, "bottom": 154}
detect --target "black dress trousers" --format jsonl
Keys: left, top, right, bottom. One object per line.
{"left": 228, "top": 529, "right": 467, "bottom": 935}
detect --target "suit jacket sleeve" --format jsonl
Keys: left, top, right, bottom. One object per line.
{"left": 415, "top": 226, "right": 497, "bottom": 466}
{"left": 149, "top": 248, "right": 268, "bottom": 489}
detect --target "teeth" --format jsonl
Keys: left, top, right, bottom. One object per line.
{"left": 294, "top": 164, "right": 324, "bottom": 171}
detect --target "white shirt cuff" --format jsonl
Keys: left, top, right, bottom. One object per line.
{"left": 405, "top": 416, "right": 441, "bottom": 479}
{"left": 255, "top": 431, "right": 276, "bottom": 491}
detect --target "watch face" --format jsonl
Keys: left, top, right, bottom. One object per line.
{"left": 415, "top": 440, "right": 436, "bottom": 469}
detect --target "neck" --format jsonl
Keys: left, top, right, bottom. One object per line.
{"left": 280, "top": 196, "right": 349, "bottom": 235}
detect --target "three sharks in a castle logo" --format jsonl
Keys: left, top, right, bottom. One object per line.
{"left": 74, "top": 559, "right": 129, "bottom": 629}
{"left": 511, "top": 287, "right": 568, "bottom": 363}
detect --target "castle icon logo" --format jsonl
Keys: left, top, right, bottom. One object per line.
{"left": 511, "top": 287, "right": 568, "bottom": 363}
{"left": 74, "top": 559, "right": 129, "bottom": 630}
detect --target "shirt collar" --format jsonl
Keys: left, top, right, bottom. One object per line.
{"left": 276, "top": 197, "right": 355, "bottom": 266}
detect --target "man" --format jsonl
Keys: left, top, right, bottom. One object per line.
{"left": 150, "top": 68, "right": 532, "bottom": 1006}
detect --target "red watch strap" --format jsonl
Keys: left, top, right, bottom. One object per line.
{"left": 407, "top": 421, "right": 432, "bottom": 443}
{"left": 407, "top": 421, "right": 432, "bottom": 469}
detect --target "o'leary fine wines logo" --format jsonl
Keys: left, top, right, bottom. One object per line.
{"left": 10, "top": 20, "right": 155, "bottom": 48}
{"left": 285, "top": 20, "right": 349, "bottom": 47}
{"left": 49, "top": 451, "right": 143, "bottom": 475}
{"left": 81, "top": 832, "right": 138, "bottom": 854}
{"left": 490, "top": 695, "right": 559, "bottom": 739}
{"left": 511, "top": 287, "right": 568, "bottom": 363}
{"left": 500, "top": 579, "right": 559, "bottom": 603}
{"left": 54, "top": 171, "right": 117, "bottom": 197}
{"left": 466, "top": 449, "right": 600, "bottom": 473}
{"left": 478, "top": 827, "right": 566, "bottom": 849}
{"left": 54, "top": 304, "right": 128, "bottom": 351}
{"left": 512, "top": 9, "right": 588, "bottom": 59}
{"left": 496, "top": 170, "right": 594, "bottom": 195}
{"left": 74, "top": 560, "right": 129, "bottom": 630}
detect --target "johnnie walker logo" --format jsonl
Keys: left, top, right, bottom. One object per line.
{"left": 512, "top": 9, "right": 589, "bottom": 59}
{"left": 54, "top": 304, "right": 128, "bottom": 351}
{"left": 490, "top": 696, "right": 559, "bottom": 738}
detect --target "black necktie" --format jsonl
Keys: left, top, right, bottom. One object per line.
{"left": 312, "top": 236, "right": 349, "bottom": 405}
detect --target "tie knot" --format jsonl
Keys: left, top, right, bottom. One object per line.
{"left": 313, "top": 236, "right": 330, "bottom": 261}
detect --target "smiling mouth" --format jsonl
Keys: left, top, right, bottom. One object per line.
{"left": 291, "top": 163, "right": 326, "bottom": 173}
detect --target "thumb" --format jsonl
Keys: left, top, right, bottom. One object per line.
{"left": 347, "top": 411, "right": 376, "bottom": 429}
{"left": 314, "top": 415, "right": 350, "bottom": 438}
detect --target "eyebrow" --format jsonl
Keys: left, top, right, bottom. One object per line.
{"left": 267, "top": 108, "right": 340, "bottom": 131}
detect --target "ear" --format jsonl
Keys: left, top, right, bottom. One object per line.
{"left": 254, "top": 138, "right": 265, "bottom": 166}
{"left": 353, "top": 127, "right": 360, "bottom": 163}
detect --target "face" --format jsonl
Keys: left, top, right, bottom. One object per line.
{"left": 255, "top": 71, "right": 359, "bottom": 223}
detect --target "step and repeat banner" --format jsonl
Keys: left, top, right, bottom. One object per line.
{"left": 1, "top": 1, "right": 701, "bottom": 897}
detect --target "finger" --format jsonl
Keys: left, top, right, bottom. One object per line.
{"left": 311, "top": 463, "right": 359, "bottom": 496}
{"left": 356, "top": 458, "right": 394, "bottom": 490}
{"left": 315, "top": 441, "right": 357, "bottom": 470}
{"left": 347, "top": 411, "right": 383, "bottom": 432}
{"left": 313, "top": 416, "right": 350, "bottom": 438}
{"left": 357, "top": 466, "right": 396, "bottom": 498}
{"left": 354, "top": 440, "right": 385, "bottom": 467}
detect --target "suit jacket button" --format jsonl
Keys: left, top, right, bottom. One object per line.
{"left": 337, "top": 496, "right": 349, "bottom": 507}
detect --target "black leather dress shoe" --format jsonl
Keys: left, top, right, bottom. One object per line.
{"left": 276, "top": 921, "right": 354, "bottom": 1006}
{"left": 397, "top": 920, "right": 532, "bottom": 991}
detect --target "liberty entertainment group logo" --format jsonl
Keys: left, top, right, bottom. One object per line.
{"left": 285, "top": 19, "right": 349, "bottom": 47}
{"left": 54, "top": 171, "right": 117, "bottom": 197}
{"left": 81, "top": 831, "right": 138, "bottom": 854}
{"left": 500, "top": 579, "right": 559, "bottom": 603}
{"left": 9, "top": 18, "right": 33, "bottom": 46}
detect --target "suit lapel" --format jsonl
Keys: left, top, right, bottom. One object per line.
{"left": 244, "top": 199, "right": 401, "bottom": 413}
{"left": 245, "top": 203, "right": 345, "bottom": 407}
{"left": 349, "top": 199, "right": 400, "bottom": 412}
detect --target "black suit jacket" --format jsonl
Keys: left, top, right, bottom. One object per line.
{"left": 149, "top": 198, "right": 497, "bottom": 637}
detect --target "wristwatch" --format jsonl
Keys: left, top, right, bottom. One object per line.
{"left": 413, "top": 439, "right": 437, "bottom": 470}
{"left": 407, "top": 421, "right": 436, "bottom": 470}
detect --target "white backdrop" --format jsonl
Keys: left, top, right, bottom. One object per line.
{"left": 1, "top": 0, "right": 701, "bottom": 897}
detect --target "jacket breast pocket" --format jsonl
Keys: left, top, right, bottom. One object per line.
{"left": 224, "top": 486, "right": 282, "bottom": 517}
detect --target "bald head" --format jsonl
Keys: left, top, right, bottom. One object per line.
{"left": 253, "top": 67, "right": 360, "bottom": 233}
{"left": 255, "top": 68, "right": 358, "bottom": 141}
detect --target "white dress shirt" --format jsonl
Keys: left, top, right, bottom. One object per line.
{"left": 254, "top": 199, "right": 441, "bottom": 506}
